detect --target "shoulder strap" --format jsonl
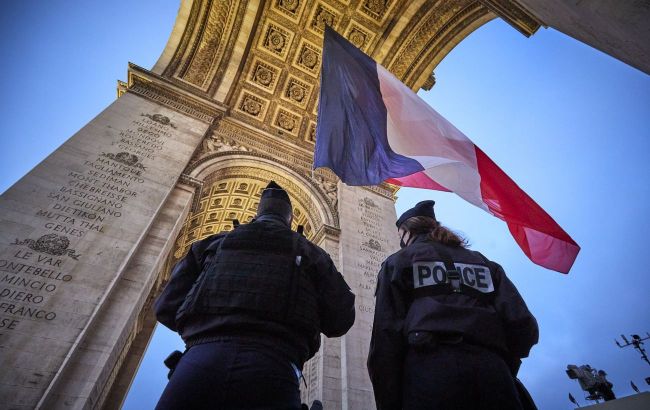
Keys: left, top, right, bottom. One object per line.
{"left": 284, "top": 233, "right": 303, "bottom": 320}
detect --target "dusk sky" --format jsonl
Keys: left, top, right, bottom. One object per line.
{"left": 1, "top": 2, "right": 649, "bottom": 409}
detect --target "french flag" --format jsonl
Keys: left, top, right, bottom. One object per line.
{"left": 315, "top": 26, "right": 580, "bottom": 273}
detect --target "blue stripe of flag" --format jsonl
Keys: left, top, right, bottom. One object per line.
{"left": 314, "top": 26, "right": 423, "bottom": 185}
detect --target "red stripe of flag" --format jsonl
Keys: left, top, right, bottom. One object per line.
{"left": 475, "top": 146, "right": 580, "bottom": 273}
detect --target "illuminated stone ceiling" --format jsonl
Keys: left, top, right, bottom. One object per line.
{"left": 174, "top": 175, "right": 315, "bottom": 258}
{"left": 146, "top": 0, "right": 540, "bottom": 151}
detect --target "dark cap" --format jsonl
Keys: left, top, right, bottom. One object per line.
{"left": 396, "top": 200, "right": 436, "bottom": 228}
{"left": 257, "top": 180, "right": 292, "bottom": 218}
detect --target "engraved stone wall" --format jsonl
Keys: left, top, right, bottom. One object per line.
{"left": 337, "top": 183, "right": 400, "bottom": 409}
{"left": 303, "top": 231, "right": 343, "bottom": 408}
{"left": 0, "top": 92, "right": 209, "bottom": 408}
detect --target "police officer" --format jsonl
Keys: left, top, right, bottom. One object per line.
{"left": 368, "top": 200, "right": 538, "bottom": 410}
{"left": 155, "top": 181, "right": 355, "bottom": 409}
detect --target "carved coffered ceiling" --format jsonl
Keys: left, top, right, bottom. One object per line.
{"left": 146, "top": 0, "right": 540, "bottom": 153}
{"left": 174, "top": 174, "right": 317, "bottom": 259}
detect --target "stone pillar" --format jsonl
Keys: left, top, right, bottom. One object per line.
{"left": 303, "top": 226, "right": 343, "bottom": 409}
{"left": 337, "top": 183, "right": 399, "bottom": 410}
{"left": 0, "top": 91, "right": 212, "bottom": 408}
{"left": 299, "top": 183, "right": 398, "bottom": 410}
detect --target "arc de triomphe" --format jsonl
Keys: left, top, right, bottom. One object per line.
{"left": 0, "top": 1, "right": 647, "bottom": 408}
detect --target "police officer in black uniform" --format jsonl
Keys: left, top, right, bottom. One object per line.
{"left": 368, "top": 200, "right": 538, "bottom": 410}
{"left": 155, "top": 181, "right": 355, "bottom": 409}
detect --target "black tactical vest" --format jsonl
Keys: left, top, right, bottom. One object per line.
{"left": 181, "top": 222, "right": 320, "bottom": 341}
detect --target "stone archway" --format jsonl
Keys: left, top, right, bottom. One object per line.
{"left": 103, "top": 149, "right": 345, "bottom": 409}
{"left": 2, "top": 0, "right": 648, "bottom": 408}
{"left": 0, "top": 1, "right": 543, "bottom": 407}
{"left": 169, "top": 151, "right": 341, "bottom": 269}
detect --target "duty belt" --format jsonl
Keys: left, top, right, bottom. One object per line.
{"left": 408, "top": 331, "right": 464, "bottom": 349}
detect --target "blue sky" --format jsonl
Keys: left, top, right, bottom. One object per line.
{"left": 1, "top": 2, "right": 649, "bottom": 409}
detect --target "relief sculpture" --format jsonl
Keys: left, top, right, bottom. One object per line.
{"left": 141, "top": 113, "right": 177, "bottom": 128}
{"left": 12, "top": 234, "right": 81, "bottom": 260}
{"left": 202, "top": 134, "right": 249, "bottom": 154}
{"left": 314, "top": 174, "right": 338, "bottom": 209}
{"left": 101, "top": 152, "right": 147, "bottom": 170}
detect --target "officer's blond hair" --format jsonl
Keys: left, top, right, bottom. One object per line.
{"left": 402, "top": 216, "right": 468, "bottom": 248}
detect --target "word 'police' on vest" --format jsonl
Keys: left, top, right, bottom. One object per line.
{"left": 412, "top": 261, "right": 494, "bottom": 293}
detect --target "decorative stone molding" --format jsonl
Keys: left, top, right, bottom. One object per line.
{"left": 180, "top": 1, "right": 235, "bottom": 88}
{"left": 178, "top": 173, "right": 205, "bottom": 211}
{"left": 313, "top": 224, "right": 341, "bottom": 245}
{"left": 259, "top": 21, "right": 294, "bottom": 61}
{"left": 236, "top": 91, "right": 270, "bottom": 119}
{"left": 273, "top": 106, "right": 302, "bottom": 136}
{"left": 388, "top": 1, "right": 467, "bottom": 80}
{"left": 309, "top": 2, "right": 340, "bottom": 35}
{"left": 409, "top": 3, "right": 493, "bottom": 86}
{"left": 421, "top": 72, "right": 436, "bottom": 90}
{"left": 345, "top": 21, "right": 375, "bottom": 52}
{"left": 159, "top": 0, "right": 204, "bottom": 79}
{"left": 478, "top": 0, "right": 541, "bottom": 37}
{"left": 362, "top": 181, "right": 399, "bottom": 200}
{"left": 207, "top": 0, "right": 252, "bottom": 96}
{"left": 127, "top": 68, "right": 223, "bottom": 124}
{"left": 213, "top": 119, "right": 313, "bottom": 171}
{"left": 248, "top": 57, "right": 282, "bottom": 92}
{"left": 358, "top": 0, "right": 395, "bottom": 25}
{"left": 116, "top": 80, "right": 128, "bottom": 98}
{"left": 294, "top": 38, "right": 321, "bottom": 77}
{"left": 387, "top": 1, "right": 494, "bottom": 87}
{"left": 282, "top": 75, "right": 313, "bottom": 109}
{"left": 312, "top": 95, "right": 319, "bottom": 116}
{"left": 273, "top": 0, "right": 306, "bottom": 23}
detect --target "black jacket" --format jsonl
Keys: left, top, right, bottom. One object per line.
{"left": 367, "top": 235, "right": 538, "bottom": 410}
{"left": 155, "top": 214, "right": 355, "bottom": 366}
